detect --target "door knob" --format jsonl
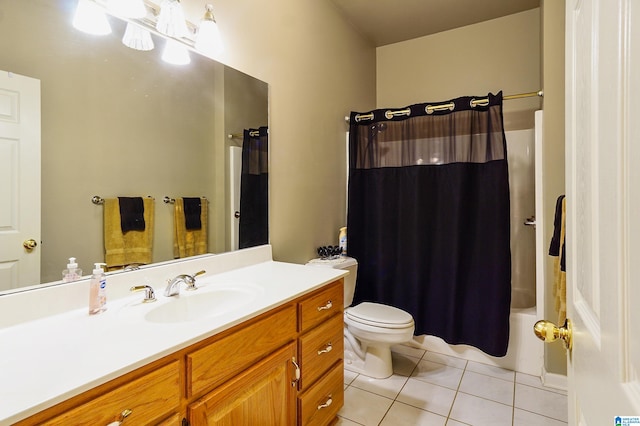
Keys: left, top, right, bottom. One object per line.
{"left": 23, "top": 239, "right": 38, "bottom": 251}
{"left": 533, "top": 318, "right": 572, "bottom": 351}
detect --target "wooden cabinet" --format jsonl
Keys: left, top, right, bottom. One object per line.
{"left": 296, "top": 281, "right": 344, "bottom": 425}
{"left": 18, "top": 361, "right": 181, "bottom": 426}
{"left": 17, "top": 279, "right": 344, "bottom": 426}
{"left": 188, "top": 343, "right": 297, "bottom": 425}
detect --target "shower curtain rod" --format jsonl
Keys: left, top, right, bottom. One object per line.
{"left": 345, "top": 90, "right": 543, "bottom": 123}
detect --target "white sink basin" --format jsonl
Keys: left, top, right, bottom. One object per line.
{"left": 145, "top": 284, "right": 261, "bottom": 324}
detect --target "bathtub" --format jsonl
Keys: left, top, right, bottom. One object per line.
{"left": 410, "top": 306, "right": 542, "bottom": 376}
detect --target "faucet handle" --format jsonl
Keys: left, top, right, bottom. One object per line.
{"left": 185, "top": 270, "right": 206, "bottom": 291}
{"left": 130, "top": 285, "right": 157, "bottom": 303}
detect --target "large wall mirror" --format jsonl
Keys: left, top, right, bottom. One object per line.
{"left": 0, "top": 0, "right": 268, "bottom": 289}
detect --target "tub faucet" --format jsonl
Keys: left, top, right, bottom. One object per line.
{"left": 164, "top": 270, "right": 206, "bottom": 297}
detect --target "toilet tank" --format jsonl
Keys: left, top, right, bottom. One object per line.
{"left": 306, "top": 257, "right": 358, "bottom": 308}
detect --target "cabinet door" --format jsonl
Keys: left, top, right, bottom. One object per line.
{"left": 188, "top": 343, "right": 296, "bottom": 426}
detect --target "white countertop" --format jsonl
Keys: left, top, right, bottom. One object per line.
{"left": 0, "top": 250, "right": 346, "bottom": 425}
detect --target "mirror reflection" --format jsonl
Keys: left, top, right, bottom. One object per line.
{"left": 0, "top": 0, "right": 268, "bottom": 289}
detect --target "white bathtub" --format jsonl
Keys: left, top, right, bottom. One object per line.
{"left": 410, "top": 306, "right": 542, "bottom": 376}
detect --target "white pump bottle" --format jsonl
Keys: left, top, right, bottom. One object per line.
{"left": 89, "top": 262, "right": 107, "bottom": 315}
{"left": 62, "top": 257, "right": 82, "bottom": 282}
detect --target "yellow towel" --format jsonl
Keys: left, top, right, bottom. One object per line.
{"left": 104, "top": 197, "right": 154, "bottom": 270}
{"left": 173, "top": 197, "right": 208, "bottom": 258}
{"left": 553, "top": 197, "right": 567, "bottom": 324}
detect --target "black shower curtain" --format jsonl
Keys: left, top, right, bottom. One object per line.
{"left": 347, "top": 92, "right": 512, "bottom": 357}
{"left": 239, "top": 126, "right": 268, "bottom": 249}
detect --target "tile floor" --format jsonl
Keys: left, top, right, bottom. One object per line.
{"left": 336, "top": 344, "right": 568, "bottom": 426}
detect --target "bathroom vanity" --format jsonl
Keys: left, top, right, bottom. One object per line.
{"left": 0, "top": 246, "right": 346, "bottom": 425}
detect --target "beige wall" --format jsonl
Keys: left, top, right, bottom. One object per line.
{"left": 181, "top": 0, "right": 377, "bottom": 264}
{"left": 541, "top": 0, "right": 567, "bottom": 376}
{"left": 376, "top": 9, "right": 542, "bottom": 131}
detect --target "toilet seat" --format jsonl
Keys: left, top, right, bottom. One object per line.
{"left": 346, "top": 302, "right": 414, "bottom": 329}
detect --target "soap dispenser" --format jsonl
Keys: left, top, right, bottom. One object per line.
{"left": 62, "top": 257, "right": 82, "bottom": 282}
{"left": 89, "top": 262, "right": 107, "bottom": 315}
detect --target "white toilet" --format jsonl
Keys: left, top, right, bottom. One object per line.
{"left": 307, "top": 257, "right": 415, "bottom": 379}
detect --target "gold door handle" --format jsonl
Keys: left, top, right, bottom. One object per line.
{"left": 533, "top": 318, "right": 573, "bottom": 351}
{"left": 23, "top": 239, "right": 38, "bottom": 251}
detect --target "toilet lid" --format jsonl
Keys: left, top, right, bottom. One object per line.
{"left": 346, "top": 302, "right": 414, "bottom": 329}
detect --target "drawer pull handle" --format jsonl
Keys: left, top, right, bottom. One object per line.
{"left": 317, "top": 342, "right": 333, "bottom": 355}
{"left": 317, "top": 396, "right": 333, "bottom": 410}
{"left": 291, "top": 357, "right": 301, "bottom": 387}
{"left": 106, "top": 409, "right": 132, "bottom": 426}
{"left": 317, "top": 300, "right": 333, "bottom": 311}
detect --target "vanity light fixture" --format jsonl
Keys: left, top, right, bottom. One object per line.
{"left": 162, "top": 40, "right": 191, "bottom": 65}
{"left": 107, "top": 0, "right": 146, "bottom": 19}
{"left": 156, "top": 0, "right": 189, "bottom": 38}
{"left": 195, "top": 4, "right": 223, "bottom": 56}
{"left": 122, "top": 23, "right": 154, "bottom": 51}
{"left": 72, "top": 0, "right": 112, "bottom": 35}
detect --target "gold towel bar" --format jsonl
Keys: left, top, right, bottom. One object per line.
{"left": 92, "top": 195, "right": 154, "bottom": 205}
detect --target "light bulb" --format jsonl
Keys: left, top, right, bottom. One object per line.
{"left": 122, "top": 23, "right": 154, "bottom": 51}
{"left": 195, "top": 4, "right": 223, "bottom": 56}
{"left": 156, "top": 0, "right": 188, "bottom": 38}
{"left": 108, "top": 0, "right": 146, "bottom": 19}
{"left": 161, "top": 40, "right": 191, "bottom": 65}
{"left": 72, "top": 0, "right": 112, "bottom": 36}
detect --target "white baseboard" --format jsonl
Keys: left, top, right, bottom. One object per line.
{"left": 541, "top": 366, "right": 568, "bottom": 392}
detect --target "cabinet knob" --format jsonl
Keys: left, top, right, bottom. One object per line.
{"left": 317, "top": 342, "right": 333, "bottom": 355}
{"left": 317, "top": 396, "right": 333, "bottom": 410}
{"left": 317, "top": 300, "right": 333, "bottom": 311}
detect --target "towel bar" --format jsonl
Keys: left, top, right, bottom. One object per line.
{"left": 164, "top": 196, "right": 208, "bottom": 204}
{"left": 92, "top": 195, "right": 154, "bottom": 205}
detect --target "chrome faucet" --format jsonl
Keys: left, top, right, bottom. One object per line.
{"left": 164, "top": 270, "right": 206, "bottom": 297}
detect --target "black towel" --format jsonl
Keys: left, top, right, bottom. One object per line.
{"left": 118, "top": 197, "right": 145, "bottom": 233}
{"left": 549, "top": 194, "right": 566, "bottom": 272}
{"left": 183, "top": 197, "right": 202, "bottom": 230}
{"left": 549, "top": 195, "right": 565, "bottom": 256}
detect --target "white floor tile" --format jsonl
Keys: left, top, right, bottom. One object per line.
{"left": 396, "top": 378, "right": 457, "bottom": 417}
{"left": 392, "top": 351, "right": 421, "bottom": 376}
{"left": 339, "top": 386, "right": 394, "bottom": 426}
{"left": 465, "top": 360, "right": 515, "bottom": 382}
{"left": 380, "top": 401, "right": 447, "bottom": 426}
{"left": 351, "top": 372, "right": 410, "bottom": 399}
{"left": 392, "top": 343, "right": 427, "bottom": 359}
{"left": 514, "top": 383, "right": 568, "bottom": 423}
{"left": 336, "top": 415, "right": 365, "bottom": 426}
{"left": 513, "top": 408, "right": 568, "bottom": 425}
{"left": 344, "top": 368, "right": 359, "bottom": 385}
{"left": 412, "top": 359, "right": 465, "bottom": 390}
{"left": 423, "top": 352, "right": 468, "bottom": 369}
{"left": 449, "top": 392, "right": 513, "bottom": 426}
{"left": 458, "top": 370, "right": 514, "bottom": 405}
{"left": 445, "top": 420, "right": 472, "bottom": 426}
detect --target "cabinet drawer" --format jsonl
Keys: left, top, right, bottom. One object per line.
{"left": 41, "top": 361, "right": 180, "bottom": 426}
{"left": 187, "top": 304, "right": 296, "bottom": 397}
{"left": 299, "top": 313, "right": 344, "bottom": 390}
{"left": 298, "top": 362, "right": 344, "bottom": 426}
{"left": 298, "top": 280, "right": 343, "bottom": 332}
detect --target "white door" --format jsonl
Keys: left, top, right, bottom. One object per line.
{"left": 0, "top": 71, "right": 41, "bottom": 290}
{"left": 565, "top": 0, "right": 640, "bottom": 423}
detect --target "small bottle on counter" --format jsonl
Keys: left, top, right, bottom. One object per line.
{"left": 62, "top": 257, "right": 82, "bottom": 282}
{"left": 339, "top": 227, "right": 347, "bottom": 256}
{"left": 89, "top": 263, "right": 107, "bottom": 315}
